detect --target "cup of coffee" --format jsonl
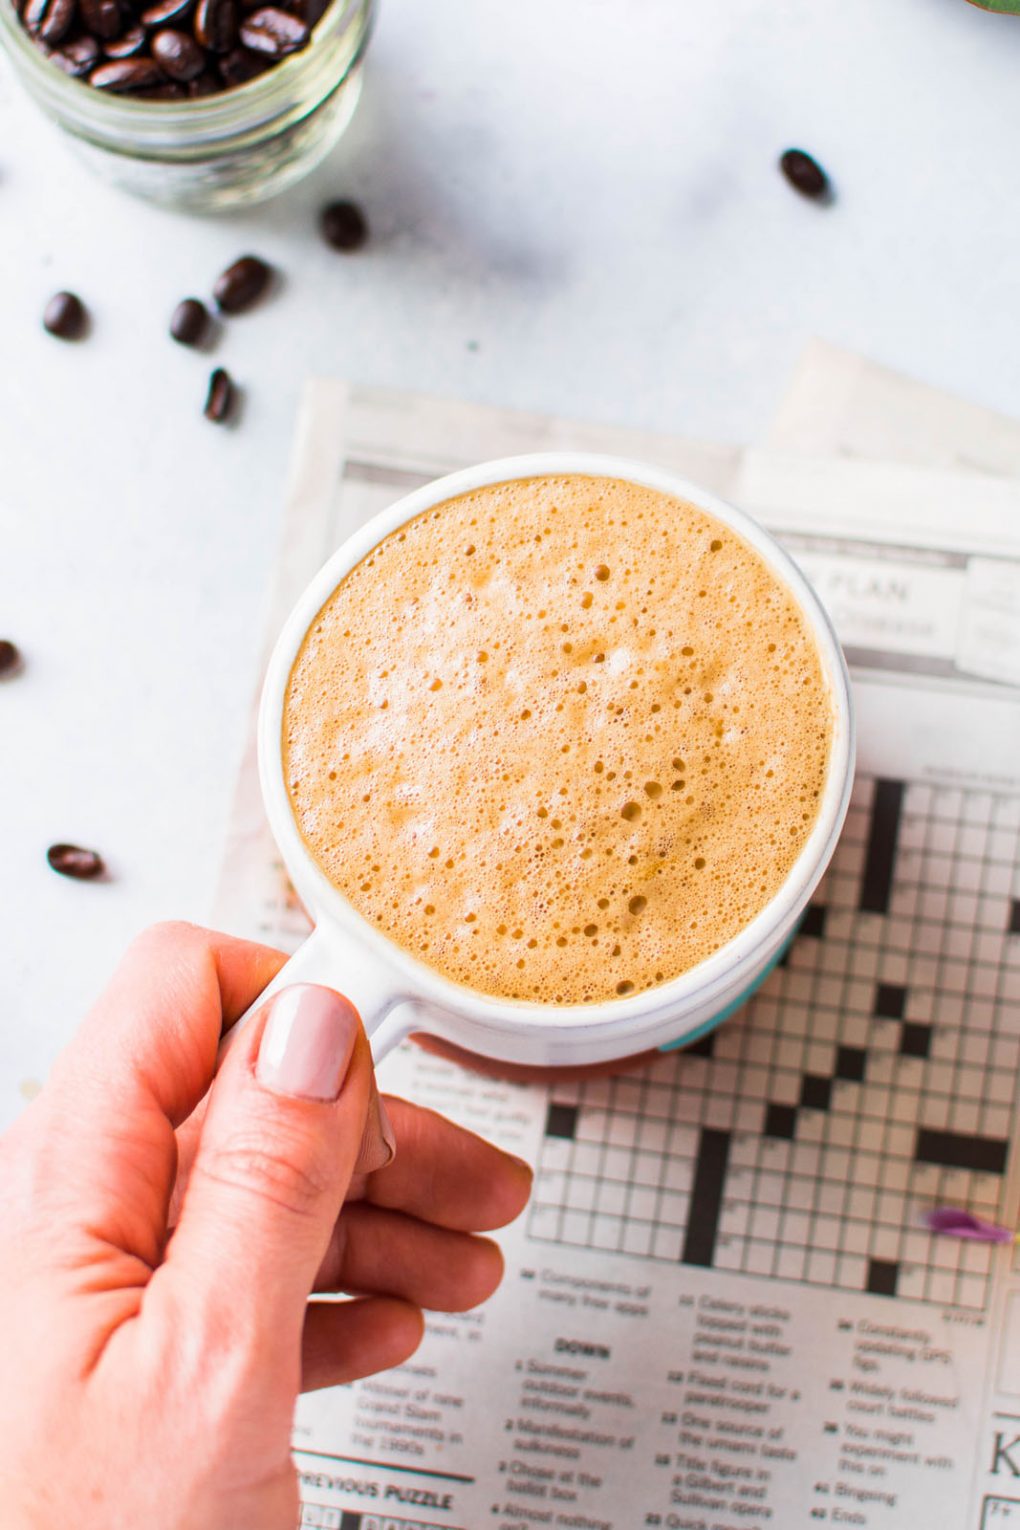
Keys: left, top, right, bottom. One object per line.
{"left": 232, "top": 454, "right": 854, "bottom": 1076}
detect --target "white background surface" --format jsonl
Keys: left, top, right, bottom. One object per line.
{"left": 3, "top": 0, "right": 1020, "bottom": 1115}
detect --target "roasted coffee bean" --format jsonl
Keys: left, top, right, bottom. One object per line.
{"left": 779, "top": 148, "right": 830, "bottom": 200}
{"left": 47, "top": 843, "right": 106, "bottom": 880}
{"left": 24, "top": 0, "right": 75, "bottom": 45}
{"left": 204, "top": 366, "right": 235, "bottom": 422}
{"left": 43, "top": 290, "right": 87, "bottom": 339}
{"left": 49, "top": 32, "right": 101, "bottom": 73}
{"left": 170, "top": 296, "right": 211, "bottom": 345}
{"left": 91, "top": 55, "right": 164, "bottom": 87}
{"left": 239, "top": 5, "right": 307, "bottom": 56}
{"left": 103, "top": 23, "right": 147, "bottom": 56}
{"left": 215, "top": 44, "right": 265, "bottom": 83}
{"left": 141, "top": 0, "right": 192, "bottom": 25}
{"left": 19, "top": 0, "right": 315, "bottom": 96}
{"left": 136, "top": 80, "right": 188, "bottom": 97}
{"left": 213, "top": 254, "right": 271, "bottom": 313}
{"left": 151, "top": 26, "right": 206, "bottom": 78}
{"left": 299, "top": 0, "right": 330, "bottom": 29}
{"left": 188, "top": 67, "right": 221, "bottom": 93}
{"left": 320, "top": 198, "right": 367, "bottom": 252}
{"left": 80, "top": 0, "right": 122, "bottom": 37}
{"left": 194, "top": 0, "right": 237, "bottom": 52}
{"left": 0, "top": 640, "right": 22, "bottom": 678}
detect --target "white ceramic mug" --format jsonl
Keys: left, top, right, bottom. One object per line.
{"left": 230, "top": 453, "right": 855, "bottom": 1071}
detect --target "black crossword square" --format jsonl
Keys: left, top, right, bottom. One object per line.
{"left": 1010, "top": 899, "right": 1020, "bottom": 935}
{"left": 866, "top": 1259, "right": 899, "bottom": 1297}
{"left": 800, "top": 1075, "right": 833, "bottom": 1111}
{"left": 835, "top": 1045, "right": 867, "bottom": 1082}
{"left": 545, "top": 1103, "right": 578, "bottom": 1140}
{"left": 900, "top": 1022, "right": 932, "bottom": 1059}
{"left": 875, "top": 982, "right": 907, "bottom": 1019}
{"left": 685, "top": 1032, "right": 716, "bottom": 1058}
{"left": 764, "top": 1103, "right": 797, "bottom": 1140}
{"left": 799, "top": 904, "right": 828, "bottom": 939}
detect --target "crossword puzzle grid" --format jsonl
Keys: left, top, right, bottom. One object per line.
{"left": 300, "top": 1507, "right": 450, "bottom": 1530}
{"left": 527, "top": 776, "right": 1020, "bottom": 1309}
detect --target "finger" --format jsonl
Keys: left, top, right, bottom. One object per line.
{"left": 175, "top": 1097, "right": 526, "bottom": 1239}
{"left": 301, "top": 1298, "right": 424, "bottom": 1392}
{"left": 351, "top": 1098, "right": 533, "bottom": 1231}
{"left": 155, "top": 984, "right": 374, "bottom": 1357}
{"left": 315, "top": 1202, "right": 505, "bottom": 1310}
{"left": 51, "top": 922, "right": 287, "bottom": 1129}
{"left": 356, "top": 1085, "right": 397, "bottom": 1177}
{"left": 168, "top": 1056, "right": 394, "bottom": 1231}
{"left": 23, "top": 923, "right": 286, "bottom": 1265}
{"left": 167, "top": 1098, "right": 209, "bottom": 1228}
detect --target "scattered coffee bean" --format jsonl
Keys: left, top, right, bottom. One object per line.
{"left": 43, "top": 290, "right": 87, "bottom": 340}
{"left": 103, "top": 23, "right": 148, "bottom": 57}
{"left": 194, "top": 0, "right": 238, "bottom": 52}
{"left": 47, "top": 843, "right": 106, "bottom": 880}
{"left": 91, "top": 55, "right": 165, "bottom": 88}
{"left": 0, "top": 640, "right": 22, "bottom": 677}
{"left": 204, "top": 366, "right": 235, "bottom": 422}
{"left": 23, "top": 0, "right": 75, "bottom": 47}
{"left": 239, "top": 5, "right": 307, "bottom": 57}
{"left": 213, "top": 254, "right": 271, "bottom": 314}
{"left": 151, "top": 26, "right": 206, "bottom": 78}
{"left": 170, "top": 296, "right": 211, "bottom": 346}
{"left": 320, "top": 198, "right": 367, "bottom": 252}
{"left": 80, "top": 0, "right": 123, "bottom": 39}
{"left": 779, "top": 148, "right": 830, "bottom": 201}
{"left": 49, "top": 32, "right": 101, "bottom": 74}
{"left": 141, "top": 0, "right": 194, "bottom": 24}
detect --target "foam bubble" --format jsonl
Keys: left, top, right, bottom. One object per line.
{"left": 283, "top": 474, "right": 833, "bottom": 1005}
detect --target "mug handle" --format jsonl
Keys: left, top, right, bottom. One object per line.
{"left": 218, "top": 921, "right": 416, "bottom": 1066}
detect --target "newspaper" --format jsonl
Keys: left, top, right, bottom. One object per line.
{"left": 771, "top": 338, "right": 1020, "bottom": 477}
{"left": 212, "top": 378, "right": 1020, "bottom": 1530}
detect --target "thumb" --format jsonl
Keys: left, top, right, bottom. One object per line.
{"left": 156, "top": 985, "right": 376, "bottom": 1359}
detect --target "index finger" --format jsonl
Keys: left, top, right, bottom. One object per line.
{"left": 349, "top": 1097, "right": 533, "bottom": 1232}
{"left": 20, "top": 923, "right": 288, "bottom": 1271}
{"left": 52, "top": 922, "right": 288, "bottom": 1128}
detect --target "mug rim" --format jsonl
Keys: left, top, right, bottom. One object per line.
{"left": 258, "top": 451, "right": 855, "bottom": 1038}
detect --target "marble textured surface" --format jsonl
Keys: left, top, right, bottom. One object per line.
{"left": 3, "top": 0, "right": 1020, "bottom": 1117}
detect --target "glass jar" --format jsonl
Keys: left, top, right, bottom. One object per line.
{"left": 0, "top": 0, "right": 373, "bottom": 211}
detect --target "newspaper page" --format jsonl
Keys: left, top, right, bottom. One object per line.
{"left": 212, "top": 381, "right": 1020, "bottom": 1530}
{"left": 771, "top": 339, "right": 1020, "bottom": 476}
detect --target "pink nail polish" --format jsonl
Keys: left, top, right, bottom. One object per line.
{"left": 256, "top": 985, "right": 358, "bottom": 1102}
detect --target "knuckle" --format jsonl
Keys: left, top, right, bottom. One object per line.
{"left": 195, "top": 1130, "right": 333, "bottom": 1222}
{"left": 134, "top": 919, "right": 205, "bottom": 955}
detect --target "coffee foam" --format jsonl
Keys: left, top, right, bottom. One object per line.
{"left": 283, "top": 475, "right": 833, "bottom": 1005}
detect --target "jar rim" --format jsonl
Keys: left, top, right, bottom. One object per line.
{"left": 0, "top": 0, "right": 370, "bottom": 143}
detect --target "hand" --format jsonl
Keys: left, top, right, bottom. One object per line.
{"left": 0, "top": 922, "right": 532, "bottom": 1529}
